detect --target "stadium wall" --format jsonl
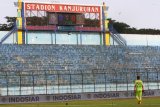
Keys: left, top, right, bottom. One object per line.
{"left": 1, "top": 32, "right": 160, "bottom": 46}
{"left": 121, "top": 34, "right": 160, "bottom": 46}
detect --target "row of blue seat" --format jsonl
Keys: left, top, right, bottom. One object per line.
{"left": 0, "top": 45, "right": 160, "bottom": 87}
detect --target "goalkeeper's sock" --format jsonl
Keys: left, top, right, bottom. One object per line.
{"left": 139, "top": 100, "right": 142, "bottom": 104}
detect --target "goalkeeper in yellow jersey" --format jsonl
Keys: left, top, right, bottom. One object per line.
{"left": 134, "top": 75, "right": 144, "bottom": 104}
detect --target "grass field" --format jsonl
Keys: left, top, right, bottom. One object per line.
{"left": 0, "top": 97, "right": 160, "bottom": 107}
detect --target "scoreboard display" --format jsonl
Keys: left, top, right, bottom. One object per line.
{"left": 26, "top": 13, "right": 99, "bottom": 27}
{"left": 48, "top": 13, "right": 84, "bottom": 25}
{"left": 58, "top": 14, "right": 76, "bottom": 25}
{"left": 25, "top": 3, "right": 101, "bottom": 28}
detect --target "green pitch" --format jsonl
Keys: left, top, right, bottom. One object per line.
{"left": 0, "top": 97, "right": 160, "bottom": 107}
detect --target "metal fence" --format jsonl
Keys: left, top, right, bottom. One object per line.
{"left": 0, "top": 69, "right": 160, "bottom": 96}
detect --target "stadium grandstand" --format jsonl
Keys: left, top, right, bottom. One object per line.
{"left": 0, "top": 0, "right": 160, "bottom": 104}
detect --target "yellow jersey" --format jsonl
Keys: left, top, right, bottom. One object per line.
{"left": 135, "top": 80, "right": 143, "bottom": 91}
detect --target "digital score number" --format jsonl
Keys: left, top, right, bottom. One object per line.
{"left": 58, "top": 14, "right": 76, "bottom": 25}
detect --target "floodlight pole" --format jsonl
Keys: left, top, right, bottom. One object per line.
{"left": 102, "top": 2, "right": 110, "bottom": 46}
{"left": 102, "top": 2, "right": 106, "bottom": 46}
{"left": 16, "top": 0, "right": 24, "bottom": 44}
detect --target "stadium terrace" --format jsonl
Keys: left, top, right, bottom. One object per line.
{"left": 25, "top": 3, "right": 100, "bottom": 13}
